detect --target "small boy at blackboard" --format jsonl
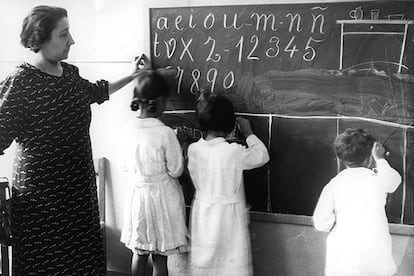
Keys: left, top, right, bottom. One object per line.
{"left": 188, "top": 92, "right": 269, "bottom": 276}
{"left": 313, "top": 128, "right": 401, "bottom": 276}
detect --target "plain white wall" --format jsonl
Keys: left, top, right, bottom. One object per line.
{"left": 0, "top": 0, "right": 385, "bottom": 273}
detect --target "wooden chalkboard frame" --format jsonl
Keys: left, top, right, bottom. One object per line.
{"left": 251, "top": 212, "right": 414, "bottom": 237}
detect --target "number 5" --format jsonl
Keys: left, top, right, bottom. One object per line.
{"left": 303, "top": 37, "right": 324, "bottom": 62}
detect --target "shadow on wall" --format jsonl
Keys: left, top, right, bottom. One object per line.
{"left": 106, "top": 226, "right": 131, "bottom": 272}
{"left": 104, "top": 162, "right": 132, "bottom": 272}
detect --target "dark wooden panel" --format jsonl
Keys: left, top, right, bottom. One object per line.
{"left": 404, "top": 128, "right": 414, "bottom": 224}
{"left": 270, "top": 117, "right": 338, "bottom": 215}
{"left": 242, "top": 116, "right": 270, "bottom": 212}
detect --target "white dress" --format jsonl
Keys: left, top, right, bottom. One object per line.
{"left": 313, "top": 159, "right": 402, "bottom": 276}
{"left": 119, "top": 118, "right": 189, "bottom": 255}
{"left": 188, "top": 135, "right": 269, "bottom": 276}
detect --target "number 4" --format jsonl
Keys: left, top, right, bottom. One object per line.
{"left": 284, "top": 36, "right": 298, "bottom": 58}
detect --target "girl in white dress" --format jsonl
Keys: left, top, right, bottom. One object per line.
{"left": 188, "top": 92, "right": 269, "bottom": 276}
{"left": 313, "top": 128, "right": 401, "bottom": 276}
{"left": 119, "top": 70, "right": 189, "bottom": 276}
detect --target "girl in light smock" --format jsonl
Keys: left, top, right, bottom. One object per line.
{"left": 313, "top": 128, "right": 401, "bottom": 276}
{"left": 188, "top": 92, "right": 269, "bottom": 276}
{"left": 118, "top": 70, "right": 189, "bottom": 276}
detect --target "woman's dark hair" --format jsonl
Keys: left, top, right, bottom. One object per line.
{"left": 334, "top": 128, "right": 376, "bottom": 167}
{"left": 196, "top": 92, "right": 235, "bottom": 134}
{"left": 20, "top": 5, "right": 68, "bottom": 52}
{"left": 130, "top": 70, "right": 169, "bottom": 112}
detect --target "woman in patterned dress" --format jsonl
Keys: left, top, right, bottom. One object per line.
{"left": 0, "top": 5, "right": 148, "bottom": 275}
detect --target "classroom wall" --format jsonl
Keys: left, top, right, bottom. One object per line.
{"left": 0, "top": 0, "right": 412, "bottom": 275}
{"left": 249, "top": 214, "right": 414, "bottom": 276}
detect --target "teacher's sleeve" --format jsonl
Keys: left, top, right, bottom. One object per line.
{"left": 71, "top": 64, "right": 109, "bottom": 105}
{"left": 0, "top": 76, "right": 26, "bottom": 155}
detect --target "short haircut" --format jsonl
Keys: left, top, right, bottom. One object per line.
{"left": 196, "top": 93, "right": 235, "bottom": 134}
{"left": 130, "top": 70, "right": 169, "bottom": 111}
{"left": 334, "top": 128, "right": 375, "bottom": 167}
{"left": 20, "top": 5, "right": 68, "bottom": 52}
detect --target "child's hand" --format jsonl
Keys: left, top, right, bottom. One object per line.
{"left": 236, "top": 117, "right": 253, "bottom": 137}
{"left": 372, "top": 141, "right": 386, "bottom": 160}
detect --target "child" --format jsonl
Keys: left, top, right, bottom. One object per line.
{"left": 118, "top": 70, "right": 189, "bottom": 276}
{"left": 188, "top": 92, "right": 269, "bottom": 276}
{"left": 313, "top": 128, "right": 402, "bottom": 276}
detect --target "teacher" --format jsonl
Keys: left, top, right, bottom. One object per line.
{"left": 0, "top": 5, "right": 147, "bottom": 275}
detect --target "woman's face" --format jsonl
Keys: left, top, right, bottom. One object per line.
{"left": 39, "top": 17, "right": 75, "bottom": 62}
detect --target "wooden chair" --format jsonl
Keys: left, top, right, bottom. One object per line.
{"left": 0, "top": 178, "right": 10, "bottom": 276}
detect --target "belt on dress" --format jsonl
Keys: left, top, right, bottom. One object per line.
{"left": 133, "top": 173, "right": 169, "bottom": 187}
{"left": 195, "top": 191, "right": 243, "bottom": 205}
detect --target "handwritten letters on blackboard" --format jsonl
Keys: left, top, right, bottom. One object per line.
{"left": 151, "top": 1, "right": 414, "bottom": 224}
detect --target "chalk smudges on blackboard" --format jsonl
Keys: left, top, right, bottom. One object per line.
{"left": 152, "top": 1, "right": 414, "bottom": 224}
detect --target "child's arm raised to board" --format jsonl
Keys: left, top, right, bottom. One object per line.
{"left": 237, "top": 117, "right": 270, "bottom": 170}
{"left": 164, "top": 128, "right": 184, "bottom": 178}
{"left": 372, "top": 141, "right": 401, "bottom": 193}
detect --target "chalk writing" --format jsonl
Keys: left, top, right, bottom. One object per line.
{"left": 152, "top": 7, "right": 332, "bottom": 94}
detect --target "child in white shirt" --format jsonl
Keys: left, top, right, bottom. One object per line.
{"left": 188, "top": 92, "right": 269, "bottom": 276}
{"left": 313, "top": 128, "right": 401, "bottom": 276}
{"left": 119, "top": 70, "right": 189, "bottom": 276}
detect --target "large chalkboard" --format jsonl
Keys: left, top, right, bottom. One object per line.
{"left": 150, "top": 1, "right": 414, "bottom": 224}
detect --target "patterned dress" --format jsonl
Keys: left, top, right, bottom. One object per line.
{"left": 0, "top": 62, "right": 108, "bottom": 275}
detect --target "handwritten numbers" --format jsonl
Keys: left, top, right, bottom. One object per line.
{"left": 206, "top": 68, "right": 218, "bottom": 92}
{"left": 247, "top": 35, "right": 260, "bottom": 60}
{"left": 303, "top": 37, "right": 325, "bottom": 62}
{"left": 204, "top": 37, "right": 221, "bottom": 62}
{"left": 176, "top": 66, "right": 184, "bottom": 95}
{"left": 175, "top": 68, "right": 235, "bottom": 94}
{"left": 190, "top": 69, "right": 201, "bottom": 94}
{"left": 266, "top": 36, "right": 280, "bottom": 58}
{"left": 236, "top": 35, "right": 260, "bottom": 62}
{"left": 223, "top": 71, "right": 235, "bottom": 89}
{"left": 284, "top": 36, "right": 299, "bottom": 58}
{"left": 235, "top": 36, "right": 244, "bottom": 62}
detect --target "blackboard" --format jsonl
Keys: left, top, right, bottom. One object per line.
{"left": 151, "top": 1, "right": 414, "bottom": 224}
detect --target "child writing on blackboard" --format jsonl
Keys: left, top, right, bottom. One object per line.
{"left": 313, "top": 128, "right": 401, "bottom": 276}
{"left": 118, "top": 70, "right": 189, "bottom": 276}
{"left": 188, "top": 92, "right": 269, "bottom": 276}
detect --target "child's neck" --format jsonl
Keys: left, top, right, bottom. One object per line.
{"left": 345, "top": 157, "right": 373, "bottom": 169}
{"left": 205, "top": 131, "right": 227, "bottom": 141}
{"left": 138, "top": 109, "right": 160, "bottom": 119}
